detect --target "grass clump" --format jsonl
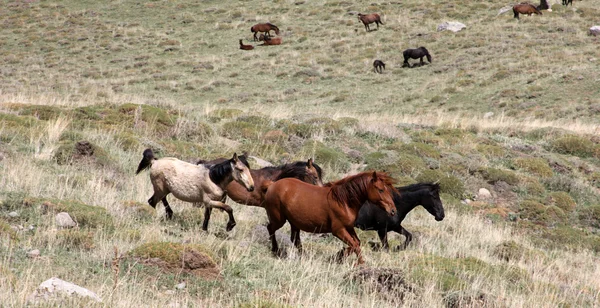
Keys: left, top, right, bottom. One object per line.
{"left": 56, "top": 229, "right": 95, "bottom": 250}
{"left": 513, "top": 157, "right": 553, "bottom": 178}
{"left": 416, "top": 170, "right": 465, "bottom": 198}
{"left": 549, "top": 136, "right": 598, "bottom": 158}
{"left": 478, "top": 167, "right": 520, "bottom": 185}
{"left": 0, "top": 219, "right": 18, "bottom": 242}
{"left": 545, "top": 191, "right": 576, "bottom": 212}
{"left": 38, "top": 198, "right": 114, "bottom": 230}
{"left": 476, "top": 144, "right": 507, "bottom": 159}
{"left": 365, "top": 151, "right": 426, "bottom": 178}
{"left": 393, "top": 142, "right": 441, "bottom": 159}
{"left": 122, "top": 200, "right": 155, "bottom": 221}
{"left": 54, "top": 140, "right": 114, "bottom": 167}
{"left": 209, "top": 108, "right": 243, "bottom": 119}
{"left": 518, "top": 200, "right": 566, "bottom": 226}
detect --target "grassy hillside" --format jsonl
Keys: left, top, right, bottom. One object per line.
{"left": 1, "top": 0, "right": 600, "bottom": 307}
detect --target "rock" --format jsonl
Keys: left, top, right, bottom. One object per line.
{"left": 27, "top": 249, "right": 40, "bottom": 258}
{"left": 248, "top": 156, "right": 274, "bottom": 168}
{"left": 437, "top": 21, "right": 466, "bottom": 32}
{"left": 55, "top": 212, "right": 77, "bottom": 228}
{"left": 498, "top": 6, "right": 513, "bottom": 15}
{"left": 8, "top": 211, "right": 19, "bottom": 218}
{"left": 590, "top": 26, "right": 600, "bottom": 36}
{"left": 175, "top": 282, "right": 186, "bottom": 290}
{"left": 28, "top": 277, "right": 102, "bottom": 303}
{"left": 478, "top": 188, "right": 492, "bottom": 200}
{"left": 483, "top": 112, "right": 494, "bottom": 119}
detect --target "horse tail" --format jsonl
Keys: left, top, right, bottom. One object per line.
{"left": 250, "top": 26, "right": 255, "bottom": 33}
{"left": 378, "top": 14, "right": 384, "bottom": 25}
{"left": 136, "top": 148, "right": 156, "bottom": 174}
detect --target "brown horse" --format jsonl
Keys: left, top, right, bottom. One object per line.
{"left": 358, "top": 13, "right": 384, "bottom": 32}
{"left": 513, "top": 3, "right": 542, "bottom": 19}
{"left": 263, "top": 171, "right": 398, "bottom": 265}
{"left": 260, "top": 36, "right": 282, "bottom": 46}
{"left": 251, "top": 23, "right": 280, "bottom": 41}
{"left": 239, "top": 39, "right": 254, "bottom": 50}
{"left": 197, "top": 156, "right": 324, "bottom": 231}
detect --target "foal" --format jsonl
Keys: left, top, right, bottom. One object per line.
{"left": 373, "top": 60, "right": 386, "bottom": 73}
{"left": 136, "top": 149, "right": 254, "bottom": 231}
{"left": 239, "top": 39, "right": 254, "bottom": 50}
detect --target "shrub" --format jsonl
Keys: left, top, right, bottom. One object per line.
{"left": 491, "top": 240, "right": 543, "bottom": 262}
{"left": 513, "top": 157, "right": 553, "bottom": 178}
{"left": 416, "top": 170, "right": 465, "bottom": 198}
{"left": 478, "top": 167, "right": 520, "bottom": 185}
{"left": 518, "top": 200, "right": 566, "bottom": 226}
{"left": 550, "top": 136, "right": 597, "bottom": 158}
{"left": 545, "top": 192, "right": 576, "bottom": 212}
{"left": 578, "top": 205, "right": 600, "bottom": 228}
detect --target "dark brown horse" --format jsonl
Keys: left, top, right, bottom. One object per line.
{"left": 373, "top": 60, "right": 385, "bottom": 73}
{"left": 562, "top": 0, "right": 572, "bottom": 6}
{"left": 197, "top": 156, "right": 324, "bottom": 231}
{"left": 239, "top": 39, "right": 254, "bottom": 50}
{"left": 358, "top": 13, "right": 384, "bottom": 32}
{"left": 403, "top": 47, "right": 432, "bottom": 67}
{"left": 513, "top": 3, "right": 542, "bottom": 19}
{"left": 263, "top": 171, "right": 397, "bottom": 265}
{"left": 251, "top": 23, "right": 280, "bottom": 41}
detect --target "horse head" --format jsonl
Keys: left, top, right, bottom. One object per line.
{"left": 306, "top": 158, "right": 324, "bottom": 187}
{"left": 367, "top": 171, "right": 397, "bottom": 217}
{"left": 230, "top": 152, "right": 255, "bottom": 192}
{"left": 424, "top": 183, "right": 445, "bottom": 221}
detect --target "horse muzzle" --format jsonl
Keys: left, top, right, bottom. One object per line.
{"left": 247, "top": 185, "right": 255, "bottom": 192}
{"left": 389, "top": 208, "right": 396, "bottom": 217}
{"left": 435, "top": 215, "right": 445, "bottom": 221}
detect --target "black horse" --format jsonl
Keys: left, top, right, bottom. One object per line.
{"left": 402, "top": 47, "right": 432, "bottom": 67}
{"left": 562, "top": 0, "right": 572, "bottom": 6}
{"left": 537, "top": 0, "right": 549, "bottom": 10}
{"left": 373, "top": 60, "right": 385, "bottom": 73}
{"left": 355, "top": 183, "right": 445, "bottom": 251}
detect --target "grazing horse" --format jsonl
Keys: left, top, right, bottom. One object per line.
{"left": 197, "top": 157, "right": 324, "bottom": 231}
{"left": 403, "top": 47, "right": 432, "bottom": 67}
{"left": 562, "top": 0, "right": 572, "bottom": 6}
{"left": 355, "top": 183, "right": 445, "bottom": 251}
{"left": 251, "top": 23, "right": 280, "bottom": 41}
{"left": 513, "top": 3, "right": 542, "bottom": 19}
{"left": 537, "top": 0, "right": 549, "bottom": 10}
{"left": 358, "top": 13, "right": 384, "bottom": 32}
{"left": 263, "top": 171, "right": 398, "bottom": 265}
{"left": 136, "top": 149, "right": 254, "bottom": 231}
{"left": 260, "top": 36, "right": 282, "bottom": 46}
{"left": 239, "top": 39, "right": 254, "bottom": 50}
{"left": 373, "top": 60, "right": 385, "bottom": 73}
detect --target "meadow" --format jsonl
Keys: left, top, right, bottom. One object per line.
{"left": 1, "top": 0, "right": 600, "bottom": 306}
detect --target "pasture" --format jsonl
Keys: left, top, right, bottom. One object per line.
{"left": 1, "top": 0, "right": 600, "bottom": 306}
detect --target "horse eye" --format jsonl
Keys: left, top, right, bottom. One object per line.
{"left": 378, "top": 189, "right": 384, "bottom": 193}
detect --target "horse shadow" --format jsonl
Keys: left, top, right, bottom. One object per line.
{"left": 403, "top": 62, "right": 428, "bottom": 69}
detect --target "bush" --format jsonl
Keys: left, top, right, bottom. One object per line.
{"left": 416, "top": 170, "right": 465, "bottom": 198}
{"left": 513, "top": 157, "right": 553, "bottom": 178}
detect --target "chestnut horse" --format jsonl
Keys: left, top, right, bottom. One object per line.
{"left": 197, "top": 156, "right": 323, "bottom": 231}
{"left": 513, "top": 3, "right": 542, "bottom": 19}
{"left": 239, "top": 39, "right": 254, "bottom": 50}
{"left": 358, "top": 13, "right": 384, "bottom": 32}
{"left": 263, "top": 171, "right": 398, "bottom": 265}
{"left": 260, "top": 36, "right": 282, "bottom": 46}
{"left": 251, "top": 23, "right": 280, "bottom": 41}
{"left": 136, "top": 149, "right": 254, "bottom": 231}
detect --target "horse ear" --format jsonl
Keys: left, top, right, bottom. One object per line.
{"left": 307, "top": 158, "right": 314, "bottom": 168}
{"left": 232, "top": 152, "right": 239, "bottom": 162}
{"left": 372, "top": 171, "right": 378, "bottom": 181}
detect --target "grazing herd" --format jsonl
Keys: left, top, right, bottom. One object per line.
{"left": 136, "top": 149, "right": 445, "bottom": 264}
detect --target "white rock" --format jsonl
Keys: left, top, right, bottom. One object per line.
{"left": 478, "top": 188, "right": 492, "bottom": 199}
{"left": 498, "top": 6, "right": 513, "bottom": 15}
{"left": 590, "top": 26, "right": 600, "bottom": 36}
{"left": 27, "top": 249, "right": 40, "bottom": 258}
{"left": 248, "top": 156, "right": 273, "bottom": 168}
{"left": 55, "top": 212, "right": 76, "bottom": 228}
{"left": 437, "top": 21, "right": 466, "bottom": 32}
{"left": 29, "top": 277, "right": 102, "bottom": 302}
{"left": 175, "top": 282, "right": 186, "bottom": 290}
{"left": 484, "top": 112, "right": 494, "bottom": 119}
{"left": 8, "top": 211, "right": 19, "bottom": 218}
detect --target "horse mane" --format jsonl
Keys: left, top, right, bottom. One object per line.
{"left": 208, "top": 158, "right": 234, "bottom": 186}
{"left": 135, "top": 148, "right": 156, "bottom": 175}
{"left": 397, "top": 182, "right": 440, "bottom": 192}
{"left": 267, "top": 23, "right": 279, "bottom": 30}
{"left": 275, "top": 160, "right": 323, "bottom": 181}
{"left": 329, "top": 172, "right": 396, "bottom": 208}
{"left": 197, "top": 154, "right": 250, "bottom": 168}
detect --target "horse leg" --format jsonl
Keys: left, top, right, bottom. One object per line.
{"left": 267, "top": 218, "right": 286, "bottom": 256}
{"left": 161, "top": 197, "right": 173, "bottom": 220}
{"left": 290, "top": 225, "right": 303, "bottom": 255}
{"left": 202, "top": 207, "right": 212, "bottom": 231}
{"left": 394, "top": 225, "right": 413, "bottom": 250}
{"left": 332, "top": 227, "right": 364, "bottom": 265}
{"left": 207, "top": 200, "right": 236, "bottom": 231}
{"left": 377, "top": 228, "right": 390, "bottom": 251}
{"left": 420, "top": 57, "right": 424, "bottom": 66}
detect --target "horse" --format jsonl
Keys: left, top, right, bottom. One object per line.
{"left": 403, "top": 47, "right": 432, "bottom": 67}
{"left": 537, "top": 0, "right": 549, "bottom": 10}
{"left": 135, "top": 149, "right": 254, "bottom": 231}
{"left": 513, "top": 3, "right": 542, "bottom": 19}
{"left": 239, "top": 39, "right": 254, "bottom": 50}
{"left": 262, "top": 171, "right": 398, "bottom": 265}
{"left": 196, "top": 156, "right": 324, "bottom": 231}
{"left": 251, "top": 23, "right": 280, "bottom": 41}
{"left": 562, "top": 0, "right": 572, "bottom": 6}
{"left": 355, "top": 183, "right": 445, "bottom": 251}
{"left": 260, "top": 36, "right": 282, "bottom": 46}
{"left": 373, "top": 60, "right": 385, "bottom": 74}
{"left": 358, "top": 13, "right": 384, "bottom": 32}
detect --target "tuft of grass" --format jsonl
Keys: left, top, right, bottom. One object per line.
{"left": 545, "top": 192, "right": 576, "bottom": 212}
{"left": 549, "top": 136, "right": 599, "bottom": 158}
{"left": 477, "top": 167, "right": 520, "bottom": 186}
{"left": 56, "top": 229, "right": 95, "bottom": 250}
{"left": 513, "top": 157, "right": 553, "bottom": 178}
{"left": 36, "top": 198, "right": 114, "bottom": 230}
